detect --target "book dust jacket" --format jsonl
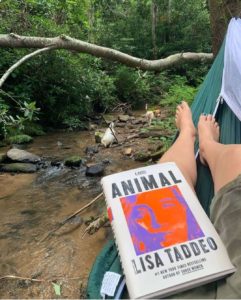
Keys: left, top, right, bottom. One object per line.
{"left": 102, "top": 163, "right": 235, "bottom": 299}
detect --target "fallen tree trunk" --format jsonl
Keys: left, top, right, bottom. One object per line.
{"left": 0, "top": 33, "right": 213, "bottom": 71}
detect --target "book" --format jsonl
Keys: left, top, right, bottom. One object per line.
{"left": 101, "top": 162, "right": 235, "bottom": 299}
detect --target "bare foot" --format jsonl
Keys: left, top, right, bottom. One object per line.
{"left": 175, "top": 101, "right": 196, "bottom": 137}
{"left": 198, "top": 114, "right": 220, "bottom": 165}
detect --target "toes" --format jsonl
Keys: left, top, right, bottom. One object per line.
{"left": 199, "top": 114, "right": 206, "bottom": 122}
{"left": 207, "top": 114, "right": 213, "bottom": 121}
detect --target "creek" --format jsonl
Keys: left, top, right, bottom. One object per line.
{"left": 0, "top": 129, "right": 146, "bottom": 298}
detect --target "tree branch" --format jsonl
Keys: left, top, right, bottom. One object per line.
{"left": 0, "top": 46, "right": 55, "bottom": 88}
{"left": 0, "top": 34, "right": 213, "bottom": 71}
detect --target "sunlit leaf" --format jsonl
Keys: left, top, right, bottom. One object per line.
{"left": 52, "top": 283, "right": 61, "bottom": 296}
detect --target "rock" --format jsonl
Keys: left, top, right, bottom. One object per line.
{"left": 0, "top": 153, "right": 7, "bottom": 163}
{"left": 103, "top": 115, "right": 116, "bottom": 124}
{"left": 131, "top": 118, "right": 145, "bottom": 125}
{"left": 51, "top": 159, "right": 62, "bottom": 167}
{"left": 7, "top": 148, "right": 41, "bottom": 163}
{"left": 134, "top": 152, "right": 150, "bottom": 162}
{"left": 0, "top": 163, "right": 37, "bottom": 173}
{"left": 85, "top": 146, "right": 99, "bottom": 156}
{"left": 85, "top": 163, "right": 104, "bottom": 176}
{"left": 139, "top": 131, "right": 162, "bottom": 138}
{"left": 102, "top": 158, "right": 111, "bottom": 164}
{"left": 95, "top": 131, "right": 104, "bottom": 143}
{"left": 9, "top": 134, "right": 33, "bottom": 144}
{"left": 118, "top": 114, "right": 130, "bottom": 122}
{"left": 89, "top": 123, "right": 98, "bottom": 131}
{"left": 115, "top": 122, "right": 126, "bottom": 128}
{"left": 64, "top": 155, "right": 82, "bottom": 167}
{"left": 123, "top": 147, "right": 133, "bottom": 156}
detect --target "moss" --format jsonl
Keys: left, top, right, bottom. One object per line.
{"left": 64, "top": 155, "right": 82, "bottom": 167}
{"left": 9, "top": 134, "right": 33, "bottom": 144}
{"left": 0, "top": 163, "right": 37, "bottom": 173}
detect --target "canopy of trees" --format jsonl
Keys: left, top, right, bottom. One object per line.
{"left": 0, "top": 0, "right": 238, "bottom": 136}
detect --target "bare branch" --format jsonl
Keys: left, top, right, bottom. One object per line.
{"left": 0, "top": 34, "right": 213, "bottom": 71}
{"left": 0, "top": 46, "right": 55, "bottom": 88}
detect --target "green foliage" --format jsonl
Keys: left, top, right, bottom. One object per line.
{"left": 0, "top": 94, "right": 39, "bottom": 140}
{"left": 114, "top": 66, "right": 151, "bottom": 108}
{"left": 23, "top": 123, "right": 45, "bottom": 136}
{"left": 0, "top": 0, "right": 212, "bottom": 131}
{"left": 159, "top": 76, "right": 198, "bottom": 109}
{"left": 9, "top": 134, "right": 33, "bottom": 144}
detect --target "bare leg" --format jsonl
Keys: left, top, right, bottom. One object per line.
{"left": 198, "top": 114, "right": 241, "bottom": 193}
{"left": 159, "top": 101, "right": 197, "bottom": 189}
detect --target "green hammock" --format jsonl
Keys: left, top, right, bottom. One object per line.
{"left": 86, "top": 40, "right": 241, "bottom": 299}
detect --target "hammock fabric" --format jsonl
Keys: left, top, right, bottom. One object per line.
{"left": 87, "top": 18, "right": 241, "bottom": 299}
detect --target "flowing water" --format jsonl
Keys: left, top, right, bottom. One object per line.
{"left": 0, "top": 130, "right": 143, "bottom": 298}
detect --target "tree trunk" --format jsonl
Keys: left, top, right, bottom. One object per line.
{"left": 209, "top": 0, "right": 241, "bottom": 56}
{"left": 151, "top": 0, "right": 158, "bottom": 59}
{"left": 88, "top": 0, "right": 95, "bottom": 43}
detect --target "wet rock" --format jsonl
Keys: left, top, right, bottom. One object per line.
{"left": 64, "top": 155, "right": 82, "bottom": 167}
{"left": 7, "top": 148, "right": 41, "bottom": 163}
{"left": 95, "top": 131, "right": 104, "bottom": 143}
{"left": 0, "top": 163, "right": 37, "bottom": 173}
{"left": 102, "top": 158, "right": 111, "bottom": 164}
{"left": 0, "top": 153, "right": 7, "bottom": 163}
{"left": 85, "top": 163, "right": 104, "bottom": 176}
{"left": 85, "top": 145, "right": 99, "bottom": 156}
{"left": 118, "top": 114, "right": 130, "bottom": 122}
{"left": 51, "top": 159, "right": 62, "bottom": 167}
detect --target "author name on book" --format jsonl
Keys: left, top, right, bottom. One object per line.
{"left": 131, "top": 237, "right": 218, "bottom": 274}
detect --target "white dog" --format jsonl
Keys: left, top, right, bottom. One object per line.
{"left": 101, "top": 122, "right": 116, "bottom": 147}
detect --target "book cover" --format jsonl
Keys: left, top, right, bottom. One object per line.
{"left": 101, "top": 162, "right": 235, "bottom": 299}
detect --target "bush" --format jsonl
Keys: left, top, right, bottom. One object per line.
{"left": 9, "top": 134, "right": 33, "bottom": 144}
{"left": 159, "top": 76, "right": 198, "bottom": 110}
{"left": 114, "top": 66, "right": 151, "bottom": 108}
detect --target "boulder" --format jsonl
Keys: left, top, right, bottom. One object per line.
{"left": 85, "top": 163, "right": 104, "bottom": 176}
{"left": 0, "top": 163, "right": 37, "bottom": 173}
{"left": 64, "top": 155, "right": 82, "bottom": 167}
{"left": 118, "top": 114, "right": 130, "bottom": 122}
{"left": 7, "top": 148, "right": 41, "bottom": 163}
